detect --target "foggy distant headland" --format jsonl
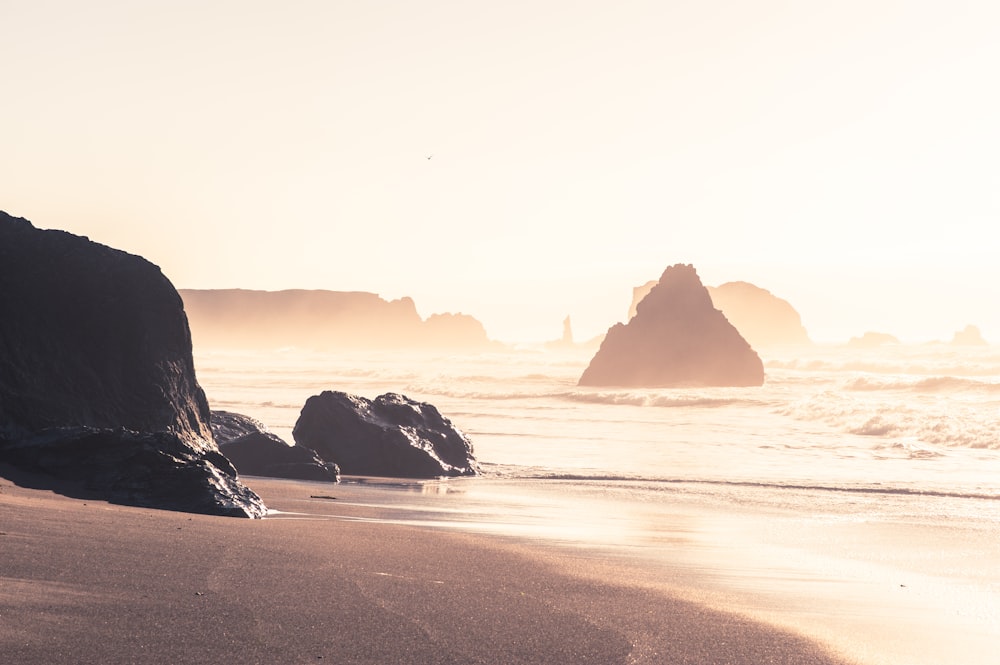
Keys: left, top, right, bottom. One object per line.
{"left": 179, "top": 289, "right": 501, "bottom": 351}
{"left": 630, "top": 279, "right": 812, "bottom": 348}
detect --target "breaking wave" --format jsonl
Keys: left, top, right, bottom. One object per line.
{"left": 409, "top": 384, "right": 764, "bottom": 409}
{"left": 561, "top": 391, "right": 758, "bottom": 409}
{"left": 844, "top": 375, "right": 1000, "bottom": 393}
{"left": 477, "top": 467, "right": 1000, "bottom": 501}
{"left": 779, "top": 391, "right": 1000, "bottom": 450}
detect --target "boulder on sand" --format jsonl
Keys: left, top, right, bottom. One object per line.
{"left": 292, "top": 391, "right": 479, "bottom": 478}
{"left": 212, "top": 410, "right": 340, "bottom": 482}
{"left": 0, "top": 211, "right": 266, "bottom": 517}
{"left": 580, "top": 264, "right": 764, "bottom": 387}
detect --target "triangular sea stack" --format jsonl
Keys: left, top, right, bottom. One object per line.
{"left": 579, "top": 264, "right": 764, "bottom": 387}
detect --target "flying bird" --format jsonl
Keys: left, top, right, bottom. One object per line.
{"left": 426, "top": 155, "right": 432, "bottom": 160}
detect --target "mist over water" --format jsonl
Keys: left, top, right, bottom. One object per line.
{"left": 196, "top": 342, "right": 1000, "bottom": 665}
{"left": 197, "top": 343, "right": 1000, "bottom": 495}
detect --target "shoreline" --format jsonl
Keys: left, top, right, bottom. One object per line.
{"left": 266, "top": 475, "right": 1000, "bottom": 665}
{"left": 1, "top": 473, "right": 853, "bottom": 665}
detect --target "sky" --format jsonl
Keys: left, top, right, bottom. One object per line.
{"left": 3, "top": 1, "right": 999, "bottom": 344}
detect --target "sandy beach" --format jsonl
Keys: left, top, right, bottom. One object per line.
{"left": 0, "top": 471, "right": 854, "bottom": 665}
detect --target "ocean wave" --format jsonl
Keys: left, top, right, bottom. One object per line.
{"left": 405, "top": 385, "right": 760, "bottom": 408}
{"left": 779, "top": 392, "right": 1000, "bottom": 450}
{"left": 426, "top": 373, "right": 565, "bottom": 384}
{"left": 847, "top": 415, "right": 900, "bottom": 437}
{"left": 476, "top": 468, "right": 1000, "bottom": 501}
{"left": 405, "top": 385, "right": 559, "bottom": 401}
{"left": 562, "top": 392, "right": 755, "bottom": 408}
{"left": 766, "top": 358, "right": 1000, "bottom": 378}
{"left": 844, "top": 375, "right": 1000, "bottom": 393}
{"left": 208, "top": 399, "right": 304, "bottom": 410}
{"left": 872, "top": 440, "right": 946, "bottom": 460}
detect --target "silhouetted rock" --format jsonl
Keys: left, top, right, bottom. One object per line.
{"left": 212, "top": 410, "right": 340, "bottom": 482}
{"left": 179, "top": 289, "right": 500, "bottom": 351}
{"left": 630, "top": 279, "right": 810, "bottom": 347}
{"left": 292, "top": 391, "right": 480, "bottom": 478}
{"left": 847, "top": 332, "right": 901, "bottom": 348}
{"left": 628, "top": 281, "right": 658, "bottom": 321}
{"left": 422, "top": 312, "right": 495, "bottom": 349}
{"left": 951, "top": 325, "right": 988, "bottom": 346}
{"left": 707, "top": 282, "right": 811, "bottom": 346}
{"left": 580, "top": 264, "right": 764, "bottom": 387}
{"left": 0, "top": 211, "right": 266, "bottom": 517}
{"left": 544, "top": 315, "right": 578, "bottom": 350}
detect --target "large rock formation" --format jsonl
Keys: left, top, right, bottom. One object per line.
{"left": 951, "top": 325, "right": 988, "bottom": 346}
{"left": 706, "top": 282, "right": 810, "bottom": 347}
{"left": 292, "top": 391, "right": 480, "bottom": 478}
{"left": 630, "top": 279, "right": 810, "bottom": 347}
{"left": 580, "top": 264, "right": 764, "bottom": 387}
{"left": 212, "top": 410, "right": 340, "bottom": 482}
{"left": 0, "top": 211, "right": 266, "bottom": 517}
{"left": 179, "top": 289, "right": 499, "bottom": 351}
{"left": 847, "top": 331, "right": 901, "bottom": 348}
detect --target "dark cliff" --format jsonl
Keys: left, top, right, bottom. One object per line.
{"left": 0, "top": 212, "right": 266, "bottom": 517}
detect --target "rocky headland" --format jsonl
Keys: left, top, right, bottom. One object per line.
{"left": 581, "top": 264, "right": 764, "bottom": 387}
{"left": 179, "top": 289, "right": 499, "bottom": 351}
{"left": 0, "top": 211, "right": 266, "bottom": 517}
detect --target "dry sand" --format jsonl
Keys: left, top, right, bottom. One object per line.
{"left": 0, "top": 472, "right": 854, "bottom": 665}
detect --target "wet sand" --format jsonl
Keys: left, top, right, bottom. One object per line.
{"left": 0, "top": 473, "right": 853, "bottom": 665}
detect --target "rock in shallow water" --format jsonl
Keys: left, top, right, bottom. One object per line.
{"left": 0, "top": 211, "right": 266, "bottom": 517}
{"left": 292, "top": 391, "right": 479, "bottom": 478}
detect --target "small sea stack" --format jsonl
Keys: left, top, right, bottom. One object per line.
{"left": 580, "top": 264, "right": 764, "bottom": 387}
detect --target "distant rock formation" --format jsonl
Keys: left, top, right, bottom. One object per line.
{"left": 580, "top": 264, "right": 764, "bottom": 387}
{"left": 630, "top": 279, "right": 810, "bottom": 347}
{"left": 951, "top": 325, "right": 988, "bottom": 346}
{"left": 544, "top": 315, "right": 578, "bottom": 350}
{"left": 422, "top": 312, "right": 493, "bottom": 348}
{"left": 179, "top": 289, "right": 499, "bottom": 351}
{"left": 707, "top": 282, "right": 810, "bottom": 346}
{"left": 0, "top": 211, "right": 266, "bottom": 517}
{"left": 212, "top": 411, "right": 340, "bottom": 482}
{"left": 561, "top": 315, "right": 574, "bottom": 344}
{"left": 292, "top": 391, "right": 480, "bottom": 478}
{"left": 847, "top": 332, "right": 901, "bottom": 348}
{"left": 628, "top": 282, "right": 657, "bottom": 321}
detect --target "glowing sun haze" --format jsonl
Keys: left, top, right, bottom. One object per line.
{"left": 4, "top": 1, "right": 999, "bottom": 344}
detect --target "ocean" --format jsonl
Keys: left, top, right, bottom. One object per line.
{"left": 194, "top": 343, "right": 1000, "bottom": 665}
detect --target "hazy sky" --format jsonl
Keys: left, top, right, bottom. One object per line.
{"left": 4, "top": 1, "right": 999, "bottom": 343}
